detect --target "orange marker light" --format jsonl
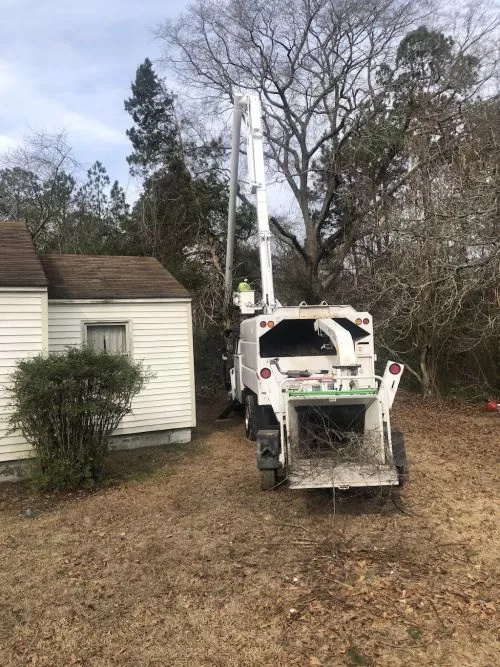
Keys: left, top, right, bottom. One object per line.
{"left": 267, "top": 321, "right": 275, "bottom": 328}
{"left": 355, "top": 318, "right": 362, "bottom": 325}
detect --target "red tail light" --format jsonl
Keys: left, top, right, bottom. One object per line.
{"left": 389, "top": 363, "right": 401, "bottom": 375}
{"left": 260, "top": 368, "right": 271, "bottom": 379}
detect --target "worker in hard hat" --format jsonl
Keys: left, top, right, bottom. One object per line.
{"left": 238, "top": 278, "right": 251, "bottom": 292}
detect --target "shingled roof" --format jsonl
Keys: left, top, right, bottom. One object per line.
{"left": 40, "top": 255, "right": 190, "bottom": 300}
{"left": 0, "top": 222, "right": 48, "bottom": 288}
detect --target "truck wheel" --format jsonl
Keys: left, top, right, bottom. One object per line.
{"left": 244, "top": 394, "right": 258, "bottom": 441}
{"left": 260, "top": 469, "right": 276, "bottom": 490}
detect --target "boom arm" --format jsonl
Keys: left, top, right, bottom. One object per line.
{"left": 224, "top": 93, "right": 276, "bottom": 313}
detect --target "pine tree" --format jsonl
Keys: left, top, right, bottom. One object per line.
{"left": 124, "top": 58, "right": 179, "bottom": 175}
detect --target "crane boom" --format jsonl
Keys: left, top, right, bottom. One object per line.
{"left": 223, "top": 94, "right": 244, "bottom": 315}
{"left": 224, "top": 93, "right": 275, "bottom": 314}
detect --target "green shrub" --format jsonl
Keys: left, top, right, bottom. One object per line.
{"left": 9, "top": 347, "right": 149, "bottom": 490}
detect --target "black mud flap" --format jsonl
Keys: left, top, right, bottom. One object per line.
{"left": 391, "top": 428, "right": 406, "bottom": 468}
{"left": 391, "top": 427, "right": 407, "bottom": 486}
{"left": 256, "top": 429, "right": 280, "bottom": 470}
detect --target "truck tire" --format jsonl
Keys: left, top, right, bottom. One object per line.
{"left": 244, "top": 394, "right": 258, "bottom": 441}
{"left": 260, "top": 469, "right": 276, "bottom": 490}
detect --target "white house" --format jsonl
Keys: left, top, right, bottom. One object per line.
{"left": 0, "top": 222, "right": 196, "bottom": 475}
{"left": 0, "top": 222, "right": 49, "bottom": 466}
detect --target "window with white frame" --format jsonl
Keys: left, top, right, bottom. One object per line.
{"left": 84, "top": 322, "right": 129, "bottom": 355}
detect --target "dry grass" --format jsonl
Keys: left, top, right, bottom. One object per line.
{"left": 0, "top": 394, "right": 498, "bottom": 666}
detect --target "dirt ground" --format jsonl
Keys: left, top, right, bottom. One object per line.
{"left": 0, "top": 394, "right": 498, "bottom": 666}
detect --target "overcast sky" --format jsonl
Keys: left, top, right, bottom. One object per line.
{"left": 0, "top": 0, "right": 190, "bottom": 196}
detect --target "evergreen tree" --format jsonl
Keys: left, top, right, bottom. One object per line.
{"left": 124, "top": 58, "right": 179, "bottom": 176}
{"left": 109, "top": 180, "right": 129, "bottom": 227}
{"left": 75, "top": 161, "right": 110, "bottom": 220}
{"left": 125, "top": 59, "right": 255, "bottom": 291}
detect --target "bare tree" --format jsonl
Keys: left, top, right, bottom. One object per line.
{"left": 159, "top": 0, "right": 498, "bottom": 300}
{"left": 343, "top": 97, "right": 500, "bottom": 396}
{"left": 0, "top": 131, "right": 78, "bottom": 246}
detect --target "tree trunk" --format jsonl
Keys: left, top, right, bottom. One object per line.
{"left": 303, "top": 256, "right": 322, "bottom": 303}
{"left": 420, "top": 345, "right": 440, "bottom": 397}
{"left": 304, "top": 226, "right": 322, "bottom": 303}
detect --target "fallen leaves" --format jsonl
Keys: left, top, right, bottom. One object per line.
{"left": 0, "top": 394, "right": 498, "bottom": 667}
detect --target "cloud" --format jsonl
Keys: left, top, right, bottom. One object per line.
{"left": 0, "top": 61, "right": 16, "bottom": 94}
{"left": 0, "top": 135, "right": 18, "bottom": 153}
{"left": 0, "top": 57, "right": 127, "bottom": 149}
{"left": 0, "top": 1, "right": 190, "bottom": 190}
{"left": 61, "top": 111, "right": 126, "bottom": 145}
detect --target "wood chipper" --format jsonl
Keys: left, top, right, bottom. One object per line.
{"left": 223, "top": 93, "right": 406, "bottom": 490}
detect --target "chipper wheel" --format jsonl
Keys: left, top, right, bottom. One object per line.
{"left": 260, "top": 469, "right": 277, "bottom": 491}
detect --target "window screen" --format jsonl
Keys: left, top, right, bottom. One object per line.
{"left": 85, "top": 324, "right": 127, "bottom": 354}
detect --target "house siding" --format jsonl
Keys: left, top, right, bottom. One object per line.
{"left": 47, "top": 300, "right": 196, "bottom": 436}
{"left": 0, "top": 289, "right": 48, "bottom": 462}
